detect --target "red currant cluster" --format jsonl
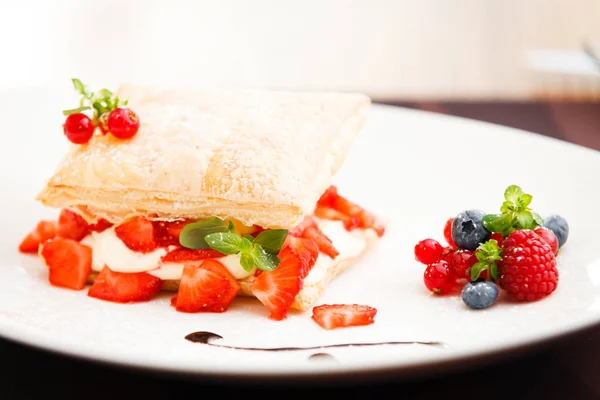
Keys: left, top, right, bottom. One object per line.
{"left": 62, "top": 79, "right": 140, "bottom": 145}
{"left": 415, "top": 218, "right": 479, "bottom": 294}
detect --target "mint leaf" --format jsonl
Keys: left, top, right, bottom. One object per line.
{"left": 517, "top": 194, "right": 532, "bottom": 209}
{"left": 253, "top": 229, "right": 288, "bottom": 255}
{"left": 470, "top": 261, "right": 487, "bottom": 281}
{"left": 504, "top": 185, "right": 523, "bottom": 202}
{"left": 204, "top": 232, "right": 242, "bottom": 255}
{"left": 179, "top": 217, "right": 230, "bottom": 249}
{"left": 532, "top": 212, "right": 544, "bottom": 226}
{"left": 62, "top": 106, "right": 91, "bottom": 116}
{"left": 252, "top": 245, "right": 280, "bottom": 271}
{"left": 227, "top": 220, "right": 235, "bottom": 233}
{"left": 72, "top": 78, "right": 87, "bottom": 95}
{"left": 239, "top": 237, "right": 253, "bottom": 253}
{"left": 516, "top": 211, "right": 534, "bottom": 229}
{"left": 240, "top": 252, "right": 255, "bottom": 272}
{"left": 482, "top": 213, "right": 513, "bottom": 233}
{"left": 243, "top": 234, "right": 254, "bottom": 242}
{"left": 489, "top": 263, "right": 499, "bottom": 282}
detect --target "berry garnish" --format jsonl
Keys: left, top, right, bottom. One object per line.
{"left": 461, "top": 280, "right": 499, "bottom": 309}
{"left": 62, "top": 78, "right": 138, "bottom": 142}
{"left": 449, "top": 249, "right": 477, "bottom": 281}
{"left": 414, "top": 238, "right": 443, "bottom": 264}
{"left": 482, "top": 185, "right": 543, "bottom": 236}
{"left": 534, "top": 227, "right": 559, "bottom": 255}
{"left": 451, "top": 209, "right": 491, "bottom": 250}
{"left": 423, "top": 260, "right": 454, "bottom": 294}
{"left": 443, "top": 218, "right": 457, "bottom": 248}
{"left": 468, "top": 239, "right": 502, "bottom": 282}
{"left": 499, "top": 229, "right": 558, "bottom": 301}
{"left": 63, "top": 113, "right": 95, "bottom": 144}
{"left": 107, "top": 107, "right": 140, "bottom": 139}
{"left": 543, "top": 215, "right": 569, "bottom": 249}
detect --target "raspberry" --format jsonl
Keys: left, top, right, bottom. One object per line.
{"left": 499, "top": 229, "right": 558, "bottom": 301}
{"left": 449, "top": 249, "right": 477, "bottom": 280}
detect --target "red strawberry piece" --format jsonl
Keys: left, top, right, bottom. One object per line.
{"left": 443, "top": 218, "right": 457, "bottom": 248}
{"left": 289, "top": 216, "right": 339, "bottom": 259}
{"left": 171, "top": 259, "right": 240, "bottom": 313}
{"left": 312, "top": 304, "right": 377, "bottom": 330}
{"left": 89, "top": 218, "right": 113, "bottom": 233}
{"left": 499, "top": 229, "right": 559, "bottom": 301}
{"left": 162, "top": 247, "right": 225, "bottom": 263}
{"left": 88, "top": 266, "right": 163, "bottom": 303}
{"left": 314, "top": 206, "right": 361, "bottom": 231}
{"left": 19, "top": 220, "right": 58, "bottom": 253}
{"left": 449, "top": 249, "right": 477, "bottom": 280}
{"left": 316, "top": 186, "right": 384, "bottom": 236}
{"left": 534, "top": 227, "right": 559, "bottom": 255}
{"left": 57, "top": 209, "right": 90, "bottom": 241}
{"left": 251, "top": 236, "right": 318, "bottom": 320}
{"left": 114, "top": 216, "right": 157, "bottom": 252}
{"left": 40, "top": 237, "right": 92, "bottom": 290}
{"left": 153, "top": 219, "right": 193, "bottom": 247}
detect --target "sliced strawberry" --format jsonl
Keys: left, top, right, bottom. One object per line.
{"left": 316, "top": 186, "right": 385, "bottom": 237}
{"left": 89, "top": 218, "right": 113, "bottom": 233}
{"left": 312, "top": 304, "right": 377, "bottom": 330}
{"left": 57, "top": 209, "right": 90, "bottom": 241}
{"left": 162, "top": 247, "right": 225, "bottom": 263}
{"left": 18, "top": 220, "right": 58, "bottom": 253}
{"left": 114, "top": 216, "right": 157, "bottom": 252}
{"left": 88, "top": 266, "right": 163, "bottom": 303}
{"left": 40, "top": 237, "right": 92, "bottom": 290}
{"left": 153, "top": 219, "right": 193, "bottom": 247}
{"left": 251, "top": 236, "right": 318, "bottom": 320}
{"left": 289, "top": 216, "right": 339, "bottom": 259}
{"left": 314, "top": 206, "right": 361, "bottom": 231}
{"left": 171, "top": 259, "right": 240, "bottom": 313}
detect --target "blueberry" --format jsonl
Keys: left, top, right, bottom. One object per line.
{"left": 461, "top": 280, "right": 499, "bottom": 309}
{"left": 451, "top": 210, "right": 491, "bottom": 250}
{"left": 543, "top": 215, "right": 569, "bottom": 248}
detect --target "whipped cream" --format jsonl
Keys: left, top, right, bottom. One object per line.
{"left": 147, "top": 253, "right": 254, "bottom": 280}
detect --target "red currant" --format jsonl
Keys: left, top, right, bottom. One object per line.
{"left": 423, "top": 260, "right": 454, "bottom": 294}
{"left": 414, "top": 238, "right": 443, "bottom": 264}
{"left": 63, "top": 113, "right": 95, "bottom": 144}
{"left": 98, "top": 112, "right": 110, "bottom": 135}
{"left": 490, "top": 232, "right": 504, "bottom": 247}
{"left": 534, "top": 227, "right": 559, "bottom": 255}
{"left": 443, "top": 217, "right": 457, "bottom": 248}
{"left": 107, "top": 107, "right": 140, "bottom": 139}
{"left": 449, "top": 249, "right": 477, "bottom": 280}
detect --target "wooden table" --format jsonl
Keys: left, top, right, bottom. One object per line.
{"left": 3, "top": 101, "right": 600, "bottom": 399}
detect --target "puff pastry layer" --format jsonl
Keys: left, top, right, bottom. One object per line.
{"left": 36, "top": 85, "right": 371, "bottom": 229}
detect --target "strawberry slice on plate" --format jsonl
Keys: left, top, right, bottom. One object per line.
{"left": 162, "top": 247, "right": 224, "bottom": 263}
{"left": 88, "top": 266, "right": 163, "bottom": 303}
{"left": 171, "top": 259, "right": 240, "bottom": 313}
{"left": 40, "top": 237, "right": 92, "bottom": 290}
{"left": 57, "top": 209, "right": 90, "bottom": 241}
{"left": 312, "top": 304, "right": 377, "bottom": 329}
{"left": 19, "top": 220, "right": 58, "bottom": 253}
{"left": 114, "top": 216, "right": 157, "bottom": 252}
{"left": 251, "top": 236, "right": 318, "bottom": 320}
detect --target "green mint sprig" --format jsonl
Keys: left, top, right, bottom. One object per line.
{"left": 62, "top": 78, "right": 128, "bottom": 124}
{"left": 482, "top": 185, "right": 543, "bottom": 236}
{"left": 178, "top": 217, "right": 288, "bottom": 272}
{"left": 470, "top": 239, "right": 502, "bottom": 282}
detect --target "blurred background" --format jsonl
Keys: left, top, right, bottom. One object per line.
{"left": 2, "top": 0, "right": 599, "bottom": 101}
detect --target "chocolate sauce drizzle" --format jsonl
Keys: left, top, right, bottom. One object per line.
{"left": 184, "top": 331, "right": 444, "bottom": 351}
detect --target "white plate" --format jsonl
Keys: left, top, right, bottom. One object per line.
{"left": 1, "top": 87, "right": 599, "bottom": 381}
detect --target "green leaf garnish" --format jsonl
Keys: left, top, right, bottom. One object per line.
{"left": 252, "top": 229, "right": 288, "bottom": 255}
{"left": 204, "top": 232, "right": 242, "bottom": 255}
{"left": 178, "top": 217, "right": 230, "bottom": 249}
{"left": 469, "top": 239, "right": 502, "bottom": 281}
{"left": 239, "top": 236, "right": 253, "bottom": 253}
{"left": 240, "top": 252, "right": 255, "bottom": 272}
{"left": 251, "top": 245, "right": 281, "bottom": 272}
{"left": 63, "top": 106, "right": 91, "bottom": 116}
{"left": 482, "top": 185, "right": 542, "bottom": 235}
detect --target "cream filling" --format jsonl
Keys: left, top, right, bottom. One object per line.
{"left": 80, "top": 219, "right": 371, "bottom": 284}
